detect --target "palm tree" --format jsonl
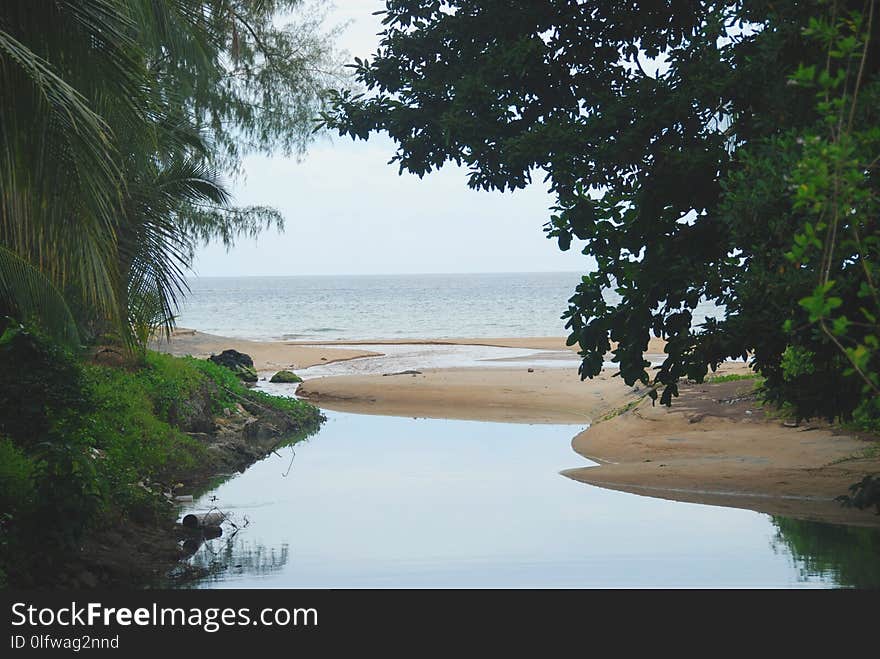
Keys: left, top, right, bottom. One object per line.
{"left": 1, "top": 1, "right": 339, "bottom": 345}
{"left": 0, "top": 1, "right": 219, "bottom": 344}
{"left": 0, "top": 1, "right": 136, "bottom": 341}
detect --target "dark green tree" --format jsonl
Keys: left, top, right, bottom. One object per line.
{"left": 321, "top": 0, "right": 879, "bottom": 422}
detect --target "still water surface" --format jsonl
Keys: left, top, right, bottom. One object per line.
{"left": 181, "top": 412, "right": 879, "bottom": 588}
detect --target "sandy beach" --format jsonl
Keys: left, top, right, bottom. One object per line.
{"left": 158, "top": 328, "right": 880, "bottom": 526}
{"left": 154, "top": 328, "right": 382, "bottom": 370}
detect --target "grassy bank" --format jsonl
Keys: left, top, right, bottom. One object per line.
{"left": 0, "top": 325, "right": 323, "bottom": 587}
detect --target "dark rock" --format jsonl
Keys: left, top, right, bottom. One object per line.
{"left": 208, "top": 350, "right": 257, "bottom": 383}
{"left": 209, "top": 349, "right": 254, "bottom": 370}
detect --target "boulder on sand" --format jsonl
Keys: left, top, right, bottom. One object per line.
{"left": 209, "top": 349, "right": 258, "bottom": 382}
{"left": 270, "top": 370, "right": 302, "bottom": 383}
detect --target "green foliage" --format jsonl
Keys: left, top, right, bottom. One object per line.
{"left": 704, "top": 373, "right": 761, "bottom": 384}
{"left": 781, "top": 347, "right": 817, "bottom": 381}
{"left": 835, "top": 474, "right": 880, "bottom": 514}
{"left": 246, "top": 389, "right": 319, "bottom": 423}
{"left": 0, "top": 326, "right": 322, "bottom": 585}
{"left": 852, "top": 397, "right": 880, "bottom": 432}
{"left": 0, "top": 437, "right": 35, "bottom": 520}
{"left": 767, "top": 4, "right": 880, "bottom": 425}
{"left": 83, "top": 362, "right": 205, "bottom": 487}
{"left": 322, "top": 0, "right": 880, "bottom": 423}
{"left": 0, "top": 318, "right": 89, "bottom": 447}
{"left": 0, "top": 248, "right": 79, "bottom": 345}
{"left": 0, "top": 324, "right": 106, "bottom": 580}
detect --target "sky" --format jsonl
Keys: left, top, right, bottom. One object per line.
{"left": 192, "top": 1, "right": 591, "bottom": 277}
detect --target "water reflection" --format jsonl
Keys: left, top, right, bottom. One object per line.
{"left": 178, "top": 412, "right": 879, "bottom": 588}
{"left": 181, "top": 535, "right": 291, "bottom": 586}
{"left": 771, "top": 517, "right": 880, "bottom": 588}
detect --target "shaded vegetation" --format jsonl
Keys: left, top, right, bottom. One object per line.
{"left": 704, "top": 373, "right": 758, "bottom": 383}
{"left": 0, "top": 321, "right": 322, "bottom": 587}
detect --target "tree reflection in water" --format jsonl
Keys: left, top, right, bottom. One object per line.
{"left": 771, "top": 516, "right": 880, "bottom": 588}
{"left": 186, "top": 534, "right": 290, "bottom": 585}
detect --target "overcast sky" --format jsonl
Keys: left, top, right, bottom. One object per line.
{"left": 193, "top": 1, "right": 591, "bottom": 277}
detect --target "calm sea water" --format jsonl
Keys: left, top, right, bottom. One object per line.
{"left": 179, "top": 412, "right": 880, "bottom": 588}
{"left": 177, "top": 272, "right": 720, "bottom": 341}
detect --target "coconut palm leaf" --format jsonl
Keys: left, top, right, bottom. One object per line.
{"left": 0, "top": 7, "right": 130, "bottom": 324}
{"left": 0, "top": 245, "right": 78, "bottom": 344}
{"left": 122, "top": 154, "right": 231, "bottom": 340}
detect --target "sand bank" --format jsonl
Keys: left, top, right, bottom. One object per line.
{"left": 297, "top": 367, "right": 637, "bottom": 424}
{"left": 296, "top": 357, "right": 752, "bottom": 424}
{"left": 153, "top": 329, "right": 381, "bottom": 371}
{"left": 564, "top": 379, "right": 880, "bottom": 526}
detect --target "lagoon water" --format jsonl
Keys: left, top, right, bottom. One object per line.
{"left": 181, "top": 411, "right": 879, "bottom": 588}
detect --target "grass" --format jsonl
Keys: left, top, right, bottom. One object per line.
{"left": 826, "top": 444, "right": 880, "bottom": 466}
{"left": 600, "top": 396, "right": 645, "bottom": 421}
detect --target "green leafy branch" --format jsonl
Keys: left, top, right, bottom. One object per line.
{"left": 786, "top": 0, "right": 880, "bottom": 399}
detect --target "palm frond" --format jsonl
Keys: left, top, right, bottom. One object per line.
{"left": 0, "top": 245, "right": 79, "bottom": 345}
{"left": 120, "top": 155, "right": 231, "bottom": 341}
{"left": 0, "top": 25, "right": 123, "bottom": 320}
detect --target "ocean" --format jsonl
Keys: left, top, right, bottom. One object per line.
{"left": 176, "top": 272, "right": 721, "bottom": 341}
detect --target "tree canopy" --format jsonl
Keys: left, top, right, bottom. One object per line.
{"left": 321, "top": 0, "right": 880, "bottom": 424}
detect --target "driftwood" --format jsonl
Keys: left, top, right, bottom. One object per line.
{"left": 182, "top": 511, "right": 227, "bottom": 529}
